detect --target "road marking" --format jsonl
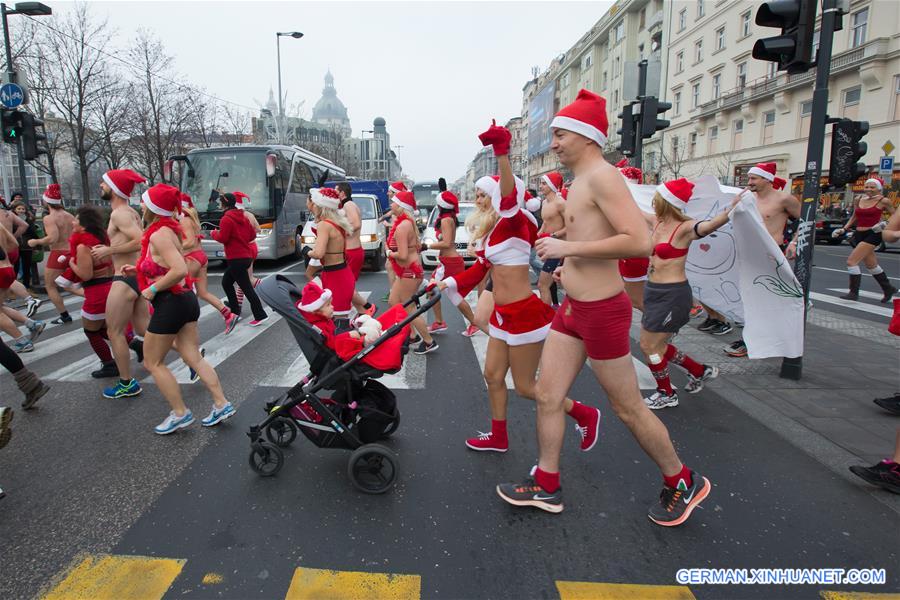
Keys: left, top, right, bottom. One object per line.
{"left": 0, "top": 313, "right": 87, "bottom": 368}
{"left": 632, "top": 355, "right": 659, "bottom": 390}
{"left": 814, "top": 266, "right": 900, "bottom": 281}
{"left": 809, "top": 292, "right": 892, "bottom": 317}
{"left": 556, "top": 581, "right": 697, "bottom": 600}
{"left": 42, "top": 553, "right": 185, "bottom": 600}
{"left": 827, "top": 288, "right": 890, "bottom": 302}
{"left": 0, "top": 310, "right": 83, "bottom": 344}
{"left": 208, "top": 271, "right": 306, "bottom": 277}
{"left": 284, "top": 566, "right": 421, "bottom": 600}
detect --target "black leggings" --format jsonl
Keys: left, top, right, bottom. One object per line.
{"left": 17, "top": 249, "right": 32, "bottom": 288}
{"left": 223, "top": 258, "right": 266, "bottom": 320}
{"left": 0, "top": 339, "right": 24, "bottom": 374}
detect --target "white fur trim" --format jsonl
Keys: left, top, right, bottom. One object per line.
{"left": 475, "top": 176, "right": 498, "bottom": 197}
{"left": 541, "top": 174, "right": 559, "bottom": 194}
{"left": 865, "top": 178, "right": 883, "bottom": 190}
{"left": 311, "top": 188, "right": 339, "bottom": 210}
{"left": 389, "top": 184, "right": 404, "bottom": 194}
{"left": 621, "top": 273, "right": 648, "bottom": 282}
{"left": 748, "top": 166, "right": 775, "bottom": 182}
{"left": 525, "top": 197, "right": 541, "bottom": 213}
{"left": 436, "top": 195, "right": 454, "bottom": 210}
{"left": 392, "top": 196, "right": 415, "bottom": 212}
{"left": 80, "top": 309, "right": 106, "bottom": 321}
{"left": 488, "top": 322, "right": 551, "bottom": 346}
{"left": 299, "top": 288, "right": 332, "bottom": 312}
{"left": 656, "top": 183, "right": 687, "bottom": 210}
{"left": 142, "top": 190, "right": 174, "bottom": 217}
{"left": 443, "top": 277, "right": 464, "bottom": 307}
{"left": 42, "top": 194, "right": 61, "bottom": 205}
{"left": 485, "top": 236, "right": 532, "bottom": 265}
{"left": 550, "top": 115, "right": 608, "bottom": 146}
{"left": 102, "top": 172, "right": 127, "bottom": 200}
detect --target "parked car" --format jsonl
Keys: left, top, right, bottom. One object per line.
{"left": 420, "top": 203, "right": 478, "bottom": 270}
{"left": 300, "top": 193, "right": 386, "bottom": 271}
{"left": 814, "top": 210, "right": 846, "bottom": 245}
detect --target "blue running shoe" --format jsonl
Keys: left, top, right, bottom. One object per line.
{"left": 201, "top": 402, "right": 235, "bottom": 427}
{"left": 27, "top": 320, "right": 46, "bottom": 342}
{"left": 103, "top": 378, "right": 142, "bottom": 399}
{"left": 13, "top": 338, "right": 33, "bottom": 353}
{"left": 189, "top": 347, "right": 206, "bottom": 383}
{"left": 154, "top": 410, "right": 194, "bottom": 435}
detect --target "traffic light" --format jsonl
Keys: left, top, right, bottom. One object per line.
{"left": 1, "top": 109, "right": 22, "bottom": 144}
{"left": 20, "top": 113, "right": 47, "bottom": 161}
{"left": 640, "top": 96, "right": 671, "bottom": 139}
{"left": 828, "top": 118, "right": 869, "bottom": 189}
{"left": 752, "top": 0, "right": 818, "bottom": 74}
{"left": 617, "top": 102, "right": 638, "bottom": 156}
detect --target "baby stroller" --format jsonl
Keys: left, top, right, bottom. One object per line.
{"left": 247, "top": 275, "right": 440, "bottom": 494}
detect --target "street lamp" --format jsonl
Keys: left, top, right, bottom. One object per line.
{"left": 276, "top": 31, "right": 303, "bottom": 144}
{"left": 2, "top": 1, "right": 51, "bottom": 203}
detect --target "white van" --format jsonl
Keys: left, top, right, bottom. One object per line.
{"left": 300, "top": 193, "right": 386, "bottom": 271}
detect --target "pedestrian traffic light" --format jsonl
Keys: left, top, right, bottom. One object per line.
{"left": 617, "top": 102, "right": 638, "bottom": 156}
{"left": 1, "top": 109, "right": 22, "bottom": 144}
{"left": 640, "top": 96, "right": 671, "bottom": 139}
{"left": 752, "top": 0, "right": 818, "bottom": 74}
{"left": 20, "top": 113, "right": 47, "bottom": 161}
{"left": 828, "top": 118, "right": 869, "bottom": 189}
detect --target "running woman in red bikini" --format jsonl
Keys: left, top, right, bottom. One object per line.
{"left": 497, "top": 90, "right": 711, "bottom": 526}
{"left": 335, "top": 182, "right": 377, "bottom": 317}
{"left": 614, "top": 159, "right": 651, "bottom": 311}
{"left": 306, "top": 187, "right": 356, "bottom": 323}
{"left": 433, "top": 120, "right": 598, "bottom": 453}
{"left": 424, "top": 179, "right": 478, "bottom": 336}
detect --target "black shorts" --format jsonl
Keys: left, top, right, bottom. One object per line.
{"left": 485, "top": 276, "right": 493, "bottom": 293}
{"left": 112, "top": 274, "right": 140, "bottom": 296}
{"left": 148, "top": 291, "right": 201, "bottom": 335}
{"left": 541, "top": 258, "right": 561, "bottom": 274}
{"left": 850, "top": 229, "right": 882, "bottom": 247}
{"left": 641, "top": 280, "right": 693, "bottom": 333}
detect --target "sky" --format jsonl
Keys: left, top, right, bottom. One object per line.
{"left": 47, "top": 1, "right": 614, "bottom": 183}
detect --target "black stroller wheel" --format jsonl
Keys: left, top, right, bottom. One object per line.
{"left": 382, "top": 408, "right": 400, "bottom": 438}
{"left": 265, "top": 419, "right": 298, "bottom": 447}
{"left": 249, "top": 442, "right": 284, "bottom": 477}
{"left": 347, "top": 444, "right": 398, "bottom": 494}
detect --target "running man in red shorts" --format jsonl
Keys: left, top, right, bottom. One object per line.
{"left": 497, "top": 89, "right": 711, "bottom": 526}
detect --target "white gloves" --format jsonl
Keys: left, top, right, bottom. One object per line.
{"left": 832, "top": 228, "right": 845, "bottom": 239}
{"left": 872, "top": 221, "right": 888, "bottom": 233}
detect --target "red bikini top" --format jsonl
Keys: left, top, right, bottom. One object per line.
{"left": 854, "top": 202, "right": 883, "bottom": 228}
{"left": 138, "top": 218, "right": 189, "bottom": 294}
{"left": 652, "top": 222, "right": 689, "bottom": 260}
{"left": 387, "top": 213, "right": 416, "bottom": 252}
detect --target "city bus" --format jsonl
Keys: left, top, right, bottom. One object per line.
{"left": 165, "top": 145, "right": 346, "bottom": 261}
{"left": 411, "top": 180, "right": 440, "bottom": 229}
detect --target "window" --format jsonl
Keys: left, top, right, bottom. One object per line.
{"left": 602, "top": 70, "right": 608, "bottom": 89}
{"left": 708, "top": 126, "right": 718, "bottom": 153}
{"left": 813, "top": 30, "right": 820, "bottom": 57}
{"left": 733, "top": 119, "right": 743, "bottom": 149}
{"left": 615, "top": 21, "right": 625, "bottom": 42}
{"left": 614, "top": 89, "right": 619, "bottom": 108}
{"left": 799, "top": 100, "right": 813, "bottom": 137}
{"left": 894, "top": 75, "right": 900, "bottom": 121}
{"left": 764, "top": 111, "right": 776, "bottom": 125}
{"left": 716, "top": 26, "right": 726, "bottom": 51}
{"left": 800, "top": 100, "right": 813, "bottom": 116}
{"left": 561, "top": 71, "right": 570, "bottom": 88}
{"left": 581, "top": 53, "right": 592, "bottom": 71}
{"left": 689, "top": 132, "right": 698, "bottom": 158}
{"left": 676, "top": 51, "right": 685, "bottom": 73}
{"left": 692, "top": 82, "right": 701, "bottom": 109}
{"left": 851, "top": 8, "right": 867, "bottom": 48}
{"left": 695, "top": 39, "right": 703, "bottom": 63}
{"left": 697, "top": 0, "right": 705, "bottom": 18}
{"left": 674, "top": 91, "right": 682, "bottom": 115}
{"left": 614, "top": 56, "right": 621, "bottom": 76}
{"left": 639, "top": 7, "right": 646, "bottom": 30}
{"left": 679, "top": 9, "right": 687, "bottom": 31}
{"left": 712, "top": 73, "right": 721, "bottom": 99}
{"left": 672, "top": 136, "right": 680, "bottom": 153}
{"left": 639, "top": 43, "right": 645, "bottom": 60}
{"left": 290, "top": 159, "right": 314, "bottom": 193}
{"left": 741, "top": 11, "right": 751, "bottom": 37}
{"left": 737, "top": 61, "right": 747, "bottom": 89}
{"left": 842, "top": 86, "right": 861, "bottom": 119}
{"left": 762, "top": 110, "right": 775, "bottom": 144}
{"left": 766, "top": 62, "right": 777, "bottom": 79}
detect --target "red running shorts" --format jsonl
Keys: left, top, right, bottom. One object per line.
{"left": 551, "top": 290, "right": 633, "bottom": 360}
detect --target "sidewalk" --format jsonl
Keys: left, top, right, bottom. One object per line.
{"left": 630, "top": 304, "right": 900, "bottom": 507}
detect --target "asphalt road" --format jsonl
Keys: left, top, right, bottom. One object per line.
{"left": 1, "top": 255, "right": 897, "bottom": 599}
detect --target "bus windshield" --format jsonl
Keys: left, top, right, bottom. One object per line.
{"left": 412, "top": 182, "right": 440, "bottom": 210}
{"left": 182, "top": 151, "right": 269, "bottom": 219}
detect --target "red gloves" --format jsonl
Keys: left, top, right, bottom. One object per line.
{"left": 478, "top": 119, "right": 511, "bottom": 156}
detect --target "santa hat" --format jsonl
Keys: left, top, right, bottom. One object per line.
{"left": 42, "top": 183, "right": 62, "bottom": 205}
{"left": 436, "top": 190, "right": 459, "bottom": 212}
{"left": 615, "top": 158, "right": 643, "bottom": 184}
{"left": 180, "top": 193, "right": 194, "bottom": 210}
{"left": 141, "top": 183, "right": 182, "bottom": 217}
{"left": 656, "top": 178, "right": 694, "bottom": 211}
{"left": 524, "top": 190, "right": 542, "bottom": 213}
{"left": 475, "top": 174, "right": 527, "bottom": 218}
{"left": 550, "top": 89, "right": 609, "bottom": 146}
{"left": 310, "top": 187, "right": 340, "bottom": 210}
{"left": 297, "top": 280, "right": 332, "bottom": 313}
{"left": 747, "top": 162, "right": 787, "bottom": 189}
{"left": 103, "top": 169, "right": 146, "bottom": 200}
{"left": 865, "top": 176, "right": 884, "bottom": 191}
{"left": 233, "top": 191, "right": 250, "bottom": 210}
{"left": 392, "top": 190, "right": 416, "bottom": 212}
{"left": 542, "top": 171, "right": 564, "bottom": 194}
{"left": 388, "top": 181, "right": 408, "bottom": 194}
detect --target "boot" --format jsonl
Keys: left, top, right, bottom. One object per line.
{"left": 129, "top": 338, "right": 144, "bottom": 363}
{"left": 91, "top": 361, "right": 119, "bottom": 379}
{"left": 840, "top": 274, "right": 861, "bottom": 300}
{"left": 872, "top": 272, "right": 897, "bottom": 303}
{"left": 13, "top": 367, "right": 51, "bottom": 410}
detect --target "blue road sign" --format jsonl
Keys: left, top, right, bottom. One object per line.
{"left": 0, "top": 83, "right": 24, "bottom": 109}
{"left": 879, "top": 156, "right": 894, "bottom": 175}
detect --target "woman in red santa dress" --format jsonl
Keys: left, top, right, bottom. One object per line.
{"left": 433, "top": 120, "right": 599, "bottom": 453}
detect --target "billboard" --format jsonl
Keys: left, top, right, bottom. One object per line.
{"left": 528, "top": 82, "right": 556, "bottom": 157}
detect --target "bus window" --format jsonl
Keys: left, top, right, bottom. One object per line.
{"left": 291, "top": 160, "right": 314, "bottom": 194}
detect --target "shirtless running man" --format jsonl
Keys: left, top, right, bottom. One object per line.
{"left": 91, "top": 169, "right": 148, "bottom": 398}
{"left": 497, "top": 89, "right": 711, "bottom": 526}
{"left": 0, "top": 200, "right": 41, "bottom": 318}
{"left": 28, "top": 184, "right": 76, "bottom": 324}
{"left": 536, "top": 172, "right": 565, "bottom": 306}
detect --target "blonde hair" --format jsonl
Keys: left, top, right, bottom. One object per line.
{"left": 182, "top": 205, "right": 200, "bottom": 230}
{"left": 317, "top": 206, "right": 353, "bottom": 236}
{"left": 465, "top": 201, "right": 498, "bottom": 243}
{"left": 392, "top": 205, "right": 420, "bottom": 243}
{"left": 653, "top": 193, "right": 690, "bottom": 223}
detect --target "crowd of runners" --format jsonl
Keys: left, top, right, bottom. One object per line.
{"left": 1, "top": 87, "right": 898, "bottom": 509}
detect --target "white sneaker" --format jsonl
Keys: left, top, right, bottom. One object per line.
{"left": 684, "top": 365, "right": 719, "bottom": 394}
{"left": 154, "top": 410, "right": 194, "bottom": 435}
{"left": 644, "top": 391, "right": 679, "bottom": 410}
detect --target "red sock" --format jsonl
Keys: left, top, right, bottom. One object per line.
{"left": 236, "top": 286, "right": 245, "bottom": 306}
{"left": 566, "top": 400, "right": 593, "bottom": 423}
{"left": 491, "top": 419, "right": 508, "bottom": 443}
{"left": 253, "top": 278, "right": 261, "bottom": 288}
{"left": 219, "top": 305, "right": 232, "bottom": 320}
{"left": 534, "top": 467, "right": 560, "bottom": 493}
{"left": 85, "top": 329, "right": 113, "bottom": 362}
{"left": 665, "top": 344, "right": 705, "bottom": 378}
{"left": 125, "top": 323, "right": 134, "bottom": 343}
{"left": 663, "top": 464, "right": 693, "bottom": 490}
{"left": 648, "top": 357, "right": 673, "bottom": 395}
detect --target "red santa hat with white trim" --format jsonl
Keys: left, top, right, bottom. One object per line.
{"left": 392, "top": 190, "right": 417, "bottom": 212}
{"left": 475, "top": 174, "right": 526, "bottom": 218}
{"left": 297, "top": 279, "right": 333, "bottom": 315}
{"left": 103, "top": 169, "right": 146, "bottom": 200}
{"left": 748, "top": 162, "right": 787, "bottom": 190}
{"left": 615, "top": 158, "right": 643, "bottom": 184}
{"left": 233, "top": 191, "right": 250, "bottom": 210}
{"left": 310, "top": 187, "right": 340, "bottom": 210}
{"left": 550, "top": 89, "right": 609, "bottom": 147}
{"left": 865, "top": 176, "right": 884, "bottom": 190}
{"left": 656, "top": 178, "right": 694, "bottom": 211}
{"left": 541, "top": 171, "right": 564, "bottom": 195}
{"left": 436, "top": 190, "right": 459, "bottom": 212}
{"left": 524, "top": 190, "right": 542, "bottom": 213}
{"left": 180, "top": 192, "right": 194, "bottom": 210}
{"left": 142, "top": 183, "right": 182, "bottom": 217}
{"left": 388, "top": 181, "right": 408, "bottom": 194}
{"left": 42, "top": 183, "right": 62, "bottom": 205}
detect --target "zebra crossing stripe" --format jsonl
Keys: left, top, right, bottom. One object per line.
{"left": 41, "top": 554, "right": 185, "bottom": 600}
{"left": 284, "top": 566, "right": 421, "bottom": 600}
{"left": 556, "top": 581, "right": 697, "bottom": 600}
{"left": 0, "top": 312, "right": 85, "bottom": 365}
{"left": 809, "top": 292, "right": 892, "bottom": 317}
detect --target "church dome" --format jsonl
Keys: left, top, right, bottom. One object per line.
{"left": 312, "top": 70, "right": 349, "bottom": 125}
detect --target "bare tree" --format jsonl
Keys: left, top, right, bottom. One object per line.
{"left": 660, "top": 135, "right": 689, "bottom": 180}
{"left": 703, "top": 150, "right": 736, "bottom": 186}
{"left": 93, "top": 73, "right": 132, "bottom": 171}
{"left": 222, "top": 104, "right": 250, "bottom": 145}
{"left": 185, "top": 91, "right": 221, "bottom": 149}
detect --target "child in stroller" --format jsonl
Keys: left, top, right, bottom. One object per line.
{"left": 248, "top": 274, "right": 440, "bottom": 494}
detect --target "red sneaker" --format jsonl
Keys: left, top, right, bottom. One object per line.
{"left": 428, "top": 321, "right": 448, "bottom": 334}
{"left": 223, "top": 313, "right": 240, "bottom": 334}
{"left": 465, "top": 431, "right": 508, "bottom": 452}
{"left": 461, "top": 324, "right": 480, "bottom": 337}
{"left": 574, "top": 406, "right": 601, "bottom": 451}
{"left": 363, "top": 304, "right": 377, "bottom": 317}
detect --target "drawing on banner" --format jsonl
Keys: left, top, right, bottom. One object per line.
{"left": 752, "top": 254, "right": 803, "bottom": 299}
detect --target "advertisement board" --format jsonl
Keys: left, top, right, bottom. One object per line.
{"left": 527, "top": 82, "right": 556, "bottom": 157}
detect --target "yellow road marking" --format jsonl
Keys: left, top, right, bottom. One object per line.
{"left": 821, "top": 593, "right": 900, "bottom": 599}
{"left": 42, "top": 554, "right": 185, "bottom": 600}
{"left": 202, "top": 572, "right": 224, "bottom": 585}
{"left": 285, "top": 566, "right": 421, "bottom": 600}
{"left": 556, "top": 581, "right": 697, "bottom": 600}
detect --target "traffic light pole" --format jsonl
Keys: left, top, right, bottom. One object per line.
{"left": 780, "top": 0, "right": 840, "bottom": 380}
{"left": 633, "top": 59, "right": 648, "bottom": 170}
{"left": 1, "top": 3, "right": 29, "bottom": 203}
